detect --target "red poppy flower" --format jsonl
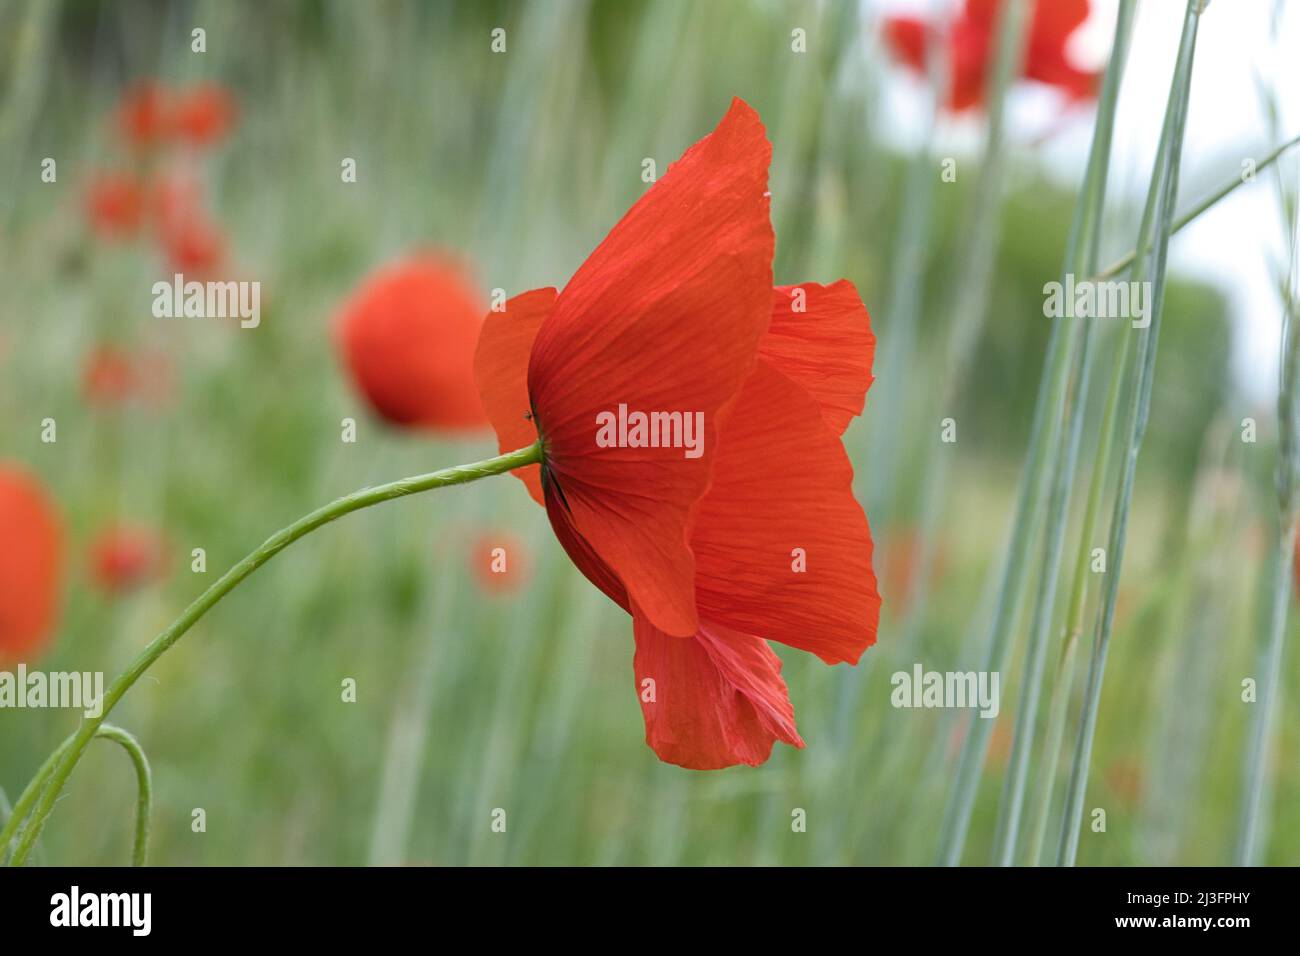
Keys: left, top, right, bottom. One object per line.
{"left": 160, "top": 213, "right": 226, "bottom": 277}
{"left": 471, "top": 533, "right": 529, "bottom": 594}
{"left": 85, "top": 171, "right": 146, "bottom": 238}
{"left": 146, "top": 171, "right": 226, "bottom": 276}
{"left": 0, "top": 465, "right": 63, "bottom": 664}
{"left": 88, "top": 525, "right": 168, "bottom": 595}
{"left": 883, "top": 0, "right": 1099, "bottom": 112}
{"left": 115, "top": 82, "right": 171, "bottom": 147}
{"left": 474, "top": 99, "right": 879, "bottom": 769}
{"left": 335, "top": 254, "right": 491, "bottom": 432}
{"left": 1104, "top": 757, "right": 1145, "bottom": 807}
{"left": 148, "top": 170, "right": 205, "bottom": 233}
{"left": 1294, "top": 523, "right": 1300, "bottom": 599}
{"left": 171, "top": 84, "right": 237, "bottom": 146}
{"left": 883, "top": 526, "right": 949, "bottom": 614}
{"left": 132, "top": 348, "right": 177, "bottom": 409}
{"left": 82, "top": 345, "right": 137, "bottom": 407}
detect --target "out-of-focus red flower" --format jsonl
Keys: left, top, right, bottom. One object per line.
{"left": 171, "top": 84, "right": 237, "bottom": 146}
{"left": 1105, "top": 757, "right": 1145, "bottom": 807}
{"left": 88, "top": 525, "right": 168, "bottom": 595}
{"left": 80, "top": 345, "right": 175, "bottom": 410}
{"left": 0, "top": 465, "right": 63, "bottom": 664}
{"left": 132, "top": 348, "right": 177, "bottom": 409}
{"left": 147, "top": 171, "right": 205, "bottom": 235}
{"left": 884, "top": 527, "right": 949, "bottom": 614}
{"left": 883, "top": 0, "right": 1099, "bottom": 112}
{"left": 883, "top": 12, "right": 990, "bottom": 111}
{"left": 149, "top": 175, "right": 220, "bottom": 266}
{"left": 988, "top": 718, "right": 1012, "bottom": 768}
{"left": 475, "top": 98, "right": 880, "bottom": 770}
{"left": 143, "top": 169, "right": 227, "bottom": 276}
{"left": 82, "top": 345, "right": 137, "bottom": 407}
{"left": 1292, "top": 522, "right": 1300, "bottom": 600}
{"left": 335, "top": 254, "right": 491, "bottom": 432}
{"left": 471, "top": 533, "right": 529, "bottom": 594}
{"left": 115, "top": 82, "right": 171, "bottom": 147}
{"left": 160, "top": 214, "right": 226, "bottom": 277}
{"left": 85, "top": 172, "right": 147, "bottom": 238}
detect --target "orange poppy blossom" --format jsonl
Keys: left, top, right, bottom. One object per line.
{"left": 475, "top": 98, "right": 879, "bottom": 769}
{"left": 114, "top": 80, "right": 238, "bottom": 149}
{"left": 883, "top": 0, "right": 1100, "bottom": 112}
{"left": 471, "top": 532, "right": 530, "bottom": 595}
{"left": 1289, "top": 519, "right": 1300, "bottom": 600}
{"left": 170, "top": 84, "right": 238, "bottom": 147}
{"left": 80, "top": 344, "right": 175, "bottom": 410}
{"left": 81, "top": 344, "right": 137, "bottom": 407}
{"left": 136, "top": 169, "right": 226, "bottom": 278}
{"left": 115, "top": 82, "right": 171, "bottom": 148}
{"left": 335, "top": 254, "right": 491, "bottom": 431}
{"left": 87, "top": 525, "right": 168, "bottom": 595}
{"left": 0, "top": 465, "right": 63, "bottom": 665}
{"left": 84, "top": 171, "right": 147, "bottom": 238}
{"left": 160, "top": 213, "right": 227, "bottom": 277}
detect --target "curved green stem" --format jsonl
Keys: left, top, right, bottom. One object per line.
{"left": 3, "top": 726, "right": 151, "bottom": 866}
{"left": 0, "top": 737, "right": 71, "bottom": 865}
{"left": 94, "top": 725, "right": 152, "bottom": 867}
{"left": 1, "top": 441, "right": 542, "bottom": 866}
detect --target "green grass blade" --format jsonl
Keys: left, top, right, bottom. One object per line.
{"left": 990, "top": 0, "right": 1136, "bottom": 866}
{"left": 1057, "top": 0, "right": 1206, "bottom": 867}
{"left": 1235, "top": 152, "right": 1300, "bottom": 865}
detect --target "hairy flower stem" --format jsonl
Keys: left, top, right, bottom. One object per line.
{"left": 95, "top": 725, "right": 153, "bottom": 867}
{"left": 0, "top": 442, "right": 543, "bottom": 866}
{"left": 1, "top": 724, "right": 152, "bottom": 866}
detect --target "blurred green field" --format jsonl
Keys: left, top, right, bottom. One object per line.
{"left": 1, "top": 0, "right": 1297, "bottom": 865}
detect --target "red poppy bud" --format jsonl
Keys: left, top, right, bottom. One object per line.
{"left": 335, "top": 254, "right": 491, "bottom": 432}
{"left": 0, "top": 466, "right": 63, "bottom": 664}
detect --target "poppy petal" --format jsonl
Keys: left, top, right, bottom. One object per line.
{"left": 526, "top": 97, "right": 775, "bottom": 637}
{"left": 882, "top": 15, "right": 930, "bottom": 72}
{"left": 0, "top": 467, "right": 62, "bottom": 664}
{"left": 1026, "top": 0, "right": 1090, "bottom": 44}
{"left": 691, "top": 360, "right": 880, "bottom": 665}
{"left": 965, "top": 0, "right": 1090, "bottom": 36}
{"left": 949, "top": 17, "right": 995, "bottom": 110}
{"left": 474, "top": 287, "right": 558, "bottom": 505}
{"left": 633, "top": 615, "right": 804, "bottom": 770}
{"left": 761, "top": 281, "right": 875, "bottom": 435}
{"left": 1025, "top": 53, "right": 1100, "bottom": 100}
{"left": 335, "top": 254, "right": 490, "bottom": 431}
{"left": 543, "top": 477, "right": 629, "bottom": 611}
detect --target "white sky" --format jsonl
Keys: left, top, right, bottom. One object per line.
{"left": 875, "top": 0, "right": 1300, "bottom": 403}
